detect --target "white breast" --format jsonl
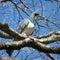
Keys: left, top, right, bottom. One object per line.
{"left": 22, "top": 20, "right": 34, "bottom": 36}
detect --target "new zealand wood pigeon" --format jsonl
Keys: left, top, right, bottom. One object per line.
{"left": 17, "top": 12, "right": 39, "bottom": 36}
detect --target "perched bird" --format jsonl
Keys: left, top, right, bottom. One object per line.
{"left": 17, "top": 12, "right": 39, "bottom": 36}
{"left": 6, "top": 12, "right": 39, "bottom": 57}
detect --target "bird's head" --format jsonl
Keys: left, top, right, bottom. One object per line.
{"left": 31, "top": 12, "right": 39, "bottom": 17}
{"left": 34, "top": 12, "right": 39, "bottom": 16}
{"left": 29, "top": 12, "right": 39, "bottom": 24}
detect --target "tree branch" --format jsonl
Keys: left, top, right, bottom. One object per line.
{"left": 0, "top": 22, "right": 27, "bottom": 40}
{"left": 0, "top": 58, "right": 17, "bottom": 60}
{"left": 46, "top": 53, "right": 55, "bottom": 60}
{"left": 0, "top": 32, "right": 12, "bottom": 39}
{"left": 19, "top": 0, "right": 33, "bottom": 13}
{"left": 0, "top": 38, "right": 60, "bottom": 54}
{"left": 0, "top": 22, "right": 60, "bottom": 54}
{"left": 0, "top": 22, "right": 60, "bottom": 44}
{"left": 34, "top": 31, "right": 60, "bottom": 44}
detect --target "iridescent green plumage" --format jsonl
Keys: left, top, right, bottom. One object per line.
{"left": 17, "top": 12, "right": 39, "bottom": 35}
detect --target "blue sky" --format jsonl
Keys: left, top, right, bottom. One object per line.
{"left": 0, "top": 0, "right": 60, "bottom": 60}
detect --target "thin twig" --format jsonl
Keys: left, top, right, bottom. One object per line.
{"left": 10, "top": 0, "right": 29, "bottom": 16}
{"left": 19, "top": 0, "right": 33, "bottom": 13}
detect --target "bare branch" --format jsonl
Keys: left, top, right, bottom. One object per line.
{"left": 34, "top": 31, "right": 60, "bottom": 44}
{"left": 19, "top": 0, "right": 33, "bottom": 13}
{"left": 0, "top": 58, "right": 17, "bottom": 60}
{"left": 0, "top": 39, "right": 60, "bottom": 54}
{"left": 46, "top": 53, "right": 55, "bottom": 60}
{"left": 10, "top": 0, "right": 29, "bottom": 16}
{"left": 0, "top": 0, "right": 10, "bottom": 2}
{"left": 0, "top": 22, "right": 27, "bottom": 40}
{"left": 0, "top": 22, "right": 60, "bottom": 44}
{"left": 0, "top": 32, "right": 12, "bottom": 39}
{"left": 35, "top": 31, "right": 60, "bottom": 38}
{"left": 38, "top": 14, "right": 60, "bottom": 29}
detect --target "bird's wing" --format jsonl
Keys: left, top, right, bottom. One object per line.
{"left": 17, "top": 19, "right": 29, "bottom": 33}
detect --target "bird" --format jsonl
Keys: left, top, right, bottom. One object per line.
{"left": 17, "top": 12, "right": 39, "bottom": 36}
{"left": 6, "top": 12, "right": 39, "bottom": 57}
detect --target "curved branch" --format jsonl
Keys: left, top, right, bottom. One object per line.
{"left": 38, "top": 14, "right": 60, "bottom": 29}
{"left": 45, "top": 53, "right": 55, "bottom": 60}
{"left": 34, "top": 31, "right": 60, "bottom": 44}
{"left": 0, "top": 22, "right": 27, "bottom": 40}
{"left": 0, "top": 32, "right": 12, "bottom": 39}
{"left": 20, "top": 0, "right": 33, "bottom": 13}
{"left": 10, "top": 0, "right": 29, "bottom": 16}
{"left": 0, "top": 39, "right": 60, "bottom": 54}
{"left": 0, "top": 22, "right": 60, "bottom": 44}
